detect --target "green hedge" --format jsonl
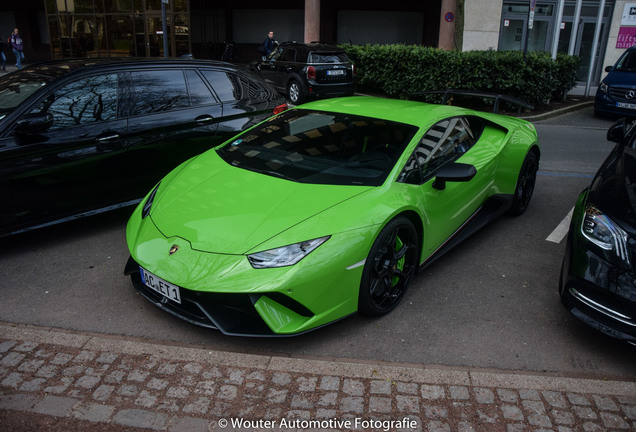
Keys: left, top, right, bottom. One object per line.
{"left": 340, "top": 44, "right": 580, "bottom": 107}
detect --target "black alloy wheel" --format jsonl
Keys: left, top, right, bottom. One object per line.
{"left": 358, "top": 216, "right": 419, "bottom": 316}
{"left": 509, "top": 150, "right": 538, "bottom": 216}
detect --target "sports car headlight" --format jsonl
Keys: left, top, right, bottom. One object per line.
{"left": 142, "top": 183, "right": 160, "bottom": 219}
{"left": 247, "top": 236, "right": 330, "bottom": 268}
{"left": 581, "top": 204, "right": 629, "bottom": 263}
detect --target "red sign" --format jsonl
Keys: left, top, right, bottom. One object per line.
{"left": 617, "top": 27, "right": 636, "bottom": 49}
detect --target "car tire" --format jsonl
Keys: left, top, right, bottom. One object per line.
{"left": 358, "top": 216, "right": 419, "bottom": 317}
{"left": 288, "top": 80, "right": 304, "bottom": 105}
{"left": 509, "top": 150, "right": 538, "bottom": 216}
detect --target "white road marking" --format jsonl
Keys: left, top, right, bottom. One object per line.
{"left": 546, "top": 207, "right": 574, "bottom": 244}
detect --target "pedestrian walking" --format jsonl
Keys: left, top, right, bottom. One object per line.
{"left": 10, "top": 27, "right": 24, "bottom": 70}
{"left": 259, "top": 30, "right": 276, "bottom": 59}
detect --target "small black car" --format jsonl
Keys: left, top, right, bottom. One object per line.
{"left": 250, "top": 42, "right": 355, "bottom": 105}
{"left": 0, "top": 58, "right": 286, "bottom": 237}
{"left": 559, "top": 118, "right": 636, "bottom": 344}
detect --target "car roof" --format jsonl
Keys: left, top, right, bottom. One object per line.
{"left": 297, "top": 96, "right": 527, "bottom": 131}
{"left": 279, "top": 41, "right": 344, "bottom": 52}
{"left": 16, "top": 58, "right": 238, "bottom": 80}
{"left": 297, "top": 96, "right": 472, "bottom": 127}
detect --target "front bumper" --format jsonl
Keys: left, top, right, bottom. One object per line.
{"left": 124, "top": 204, "right": 367, "bottom": 336}
{"left": 559, "top": 192, "right": 636, "bottom": 343}
{"left": 594, "top": 89, "right": 636, "bottom": 117}
{"left": 125, "top": 256, "right": 342, "bottom": 336}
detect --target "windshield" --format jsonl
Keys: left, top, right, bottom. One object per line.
{"left": 0, "top": 73, "right": 53, "bottom": 117}
{"left": 308, "top": 52, "right": 349, "bottom": 64}
{"left": 615, "top": 50, "right": 636, "bottom": 72}
{"left": 217, "top": 109, "right": 417, "bottom": 186}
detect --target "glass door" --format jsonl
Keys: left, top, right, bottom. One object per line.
{"left": 499, "top": 16, "right": 552, "bottom": 52}
{"left": 500, "top": 19, "right": 526, "bottom": 50}
{"left": 145, "top": 15, "right": 167, "bottom": 57}
{"left": 576, "top": 21, "right": 606, "bottom": 82}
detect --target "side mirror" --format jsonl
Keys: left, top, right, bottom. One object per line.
{"left": 432, "top": 162, "right": 477, "bottom": 190}
{"left": 15, "top": 112, "right": 54, "bottom": 135}
{"left": 607, "top": 118, "right": 629, "bottom": 143}
{"left": 605, "top": 65, "right": 613, "bottom": 73}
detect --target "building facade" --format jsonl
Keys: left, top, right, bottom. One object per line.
{"left": 0, "top": 1, "right": 632, "bottom": 86}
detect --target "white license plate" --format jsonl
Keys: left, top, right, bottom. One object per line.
{"left": 617, "top": 102, "right": 636, "bottom": 109}
{"left": 139, "top": 267, "right": 182, "bottom": 304}
{"left": 327, "top": 69, "right": 345, "bottom": 76}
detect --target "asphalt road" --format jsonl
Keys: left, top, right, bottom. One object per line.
{"left": 1, "top": 106, "right": 634, "bottom": 381}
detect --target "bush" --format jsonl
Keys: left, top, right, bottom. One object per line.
{"left": 340, "top": 44, "right": 580, "bottom": 107}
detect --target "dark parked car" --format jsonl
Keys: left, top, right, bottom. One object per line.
{"left": 559, "top": 118, "right": 636, "bottom": 344}
{"left": 0, "top": 58, "right": 286, "bottom": 237}
{"left": 250, "top": 42, "right": 355, "bottom": 105}
{"left": 595, "top": 46, "right": 636, "bottom": 118}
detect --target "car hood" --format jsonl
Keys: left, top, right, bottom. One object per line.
{"left": 589, "top": 143, "right": 636, "bottom": 231}
{"left": 603, "top": 70, "right": 636, "bottom": 88}
{"left": 150, "top": 152, "right": 369, "bottom": 254}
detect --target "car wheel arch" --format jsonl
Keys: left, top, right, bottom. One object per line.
{"left": 358, "top": 213, "right": 421, "bottom": 316}
{"left": 509, "top": 146, "right": 540, "bottom": 216}
{"left": 372, "top": 210, "right": 425, "bottom": 265}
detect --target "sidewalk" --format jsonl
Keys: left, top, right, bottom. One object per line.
{"left": 1, "top": 322, "right": 634, "bottom": 431}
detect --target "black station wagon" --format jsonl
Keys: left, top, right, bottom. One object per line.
{"left": 0, "top": 58, "right": 286, "bottom": 236}
{"left": 250, "top": 42, "right": 355, "bottom": 105}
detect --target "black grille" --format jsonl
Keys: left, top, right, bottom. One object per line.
{"left": 608, "top": 86, "right": 636, "bottom": 103}
{"left": 125, "top": 257, "right": 315, "bottom": 336}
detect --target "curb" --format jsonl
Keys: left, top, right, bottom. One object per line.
{"left": 2, "top": 322, "right": 634, "bottom": 396}
{"left": 2, "top": 322, "right": 635, "bottom": 432}
{"left": 520, "top": 101, "right": 595, "bottom": 122}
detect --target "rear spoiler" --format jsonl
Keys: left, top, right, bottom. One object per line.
{"left": 412, "top": 89, "right": 534, "bottom": 114}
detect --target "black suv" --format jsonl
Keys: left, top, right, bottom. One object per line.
{"left": 250, "top": 42, "right": 355, "bottom": 104}
{"left": 0, "top": 58, "right": 286, "bottom": 236}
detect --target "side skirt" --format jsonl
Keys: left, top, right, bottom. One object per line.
{"left": 419, "top": 194, "right": 513, "bottom": 271}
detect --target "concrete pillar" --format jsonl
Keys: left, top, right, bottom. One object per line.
{"left": 305, "top": 0, "right": 320, "bottom": 43}
{"left": 438, "top": 0, "right": 457, "bottom": 50}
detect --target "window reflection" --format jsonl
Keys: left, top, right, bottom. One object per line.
{"left": 131, "top": 70, "right": 189, "bottom": 115}
{"left": 201, "top": 71, "right": 266, "bottom": 102}
{"left": 31, "top": 74, "right": 118, "bottom": 130}
{"left": 185, "top": 70, "right": 216, "bottom": 106}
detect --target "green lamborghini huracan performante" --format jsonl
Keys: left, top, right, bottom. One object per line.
{"left": 124, "top": 96, "right": 539, "bottom": 336}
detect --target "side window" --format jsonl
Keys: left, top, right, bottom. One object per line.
{"left": 185, "top": 70, "right": 217, "bottom": 106}
{"left": 201, "top": 70, "right": 264, "bottom": 102}
{"left": 130, "top": 70, "right": 189, "bottom": 116}
{"left": 30, "top": 74, "right": 118, "bottom": 130}
{"left": 401, "top": 117, "right": 477, "bottom": 185}
{"left": 279, "top": 48, "right": 296, "bottom": 62}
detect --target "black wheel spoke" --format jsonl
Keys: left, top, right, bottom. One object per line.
{"left": 359, "top": 217, "right": 419, "bottom": 316}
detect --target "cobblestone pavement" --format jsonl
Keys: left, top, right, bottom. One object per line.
{"left": 1, "top": 323, "right": 634, "bottom": 432}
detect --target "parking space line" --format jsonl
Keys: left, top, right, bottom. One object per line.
{"left": 546, "top": 207, "right": 574, "bottom": 243}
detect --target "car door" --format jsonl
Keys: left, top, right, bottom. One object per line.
{"left": 123, "top": 68, "right": 223, "bottom": 195}
{"left": 0, "top": 72, "right": 127, "bottom": 234}
{"left": 259, "top": 46, "right": 295, "bottom": 92}
{"left": 200, "top": 69, "right": 282, "bottom": 137}
{"left": 401, "top": 116, "right": 498, "bottom": 257}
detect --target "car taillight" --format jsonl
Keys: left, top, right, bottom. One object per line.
{"left": 306, "top": 66, "right": 316, "bottom": 80}
{"left": 273, "top": 103, "right": 288, "bottom": 114}
{"left": 352, "top": 64, "right": 356, "bottom": 76}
